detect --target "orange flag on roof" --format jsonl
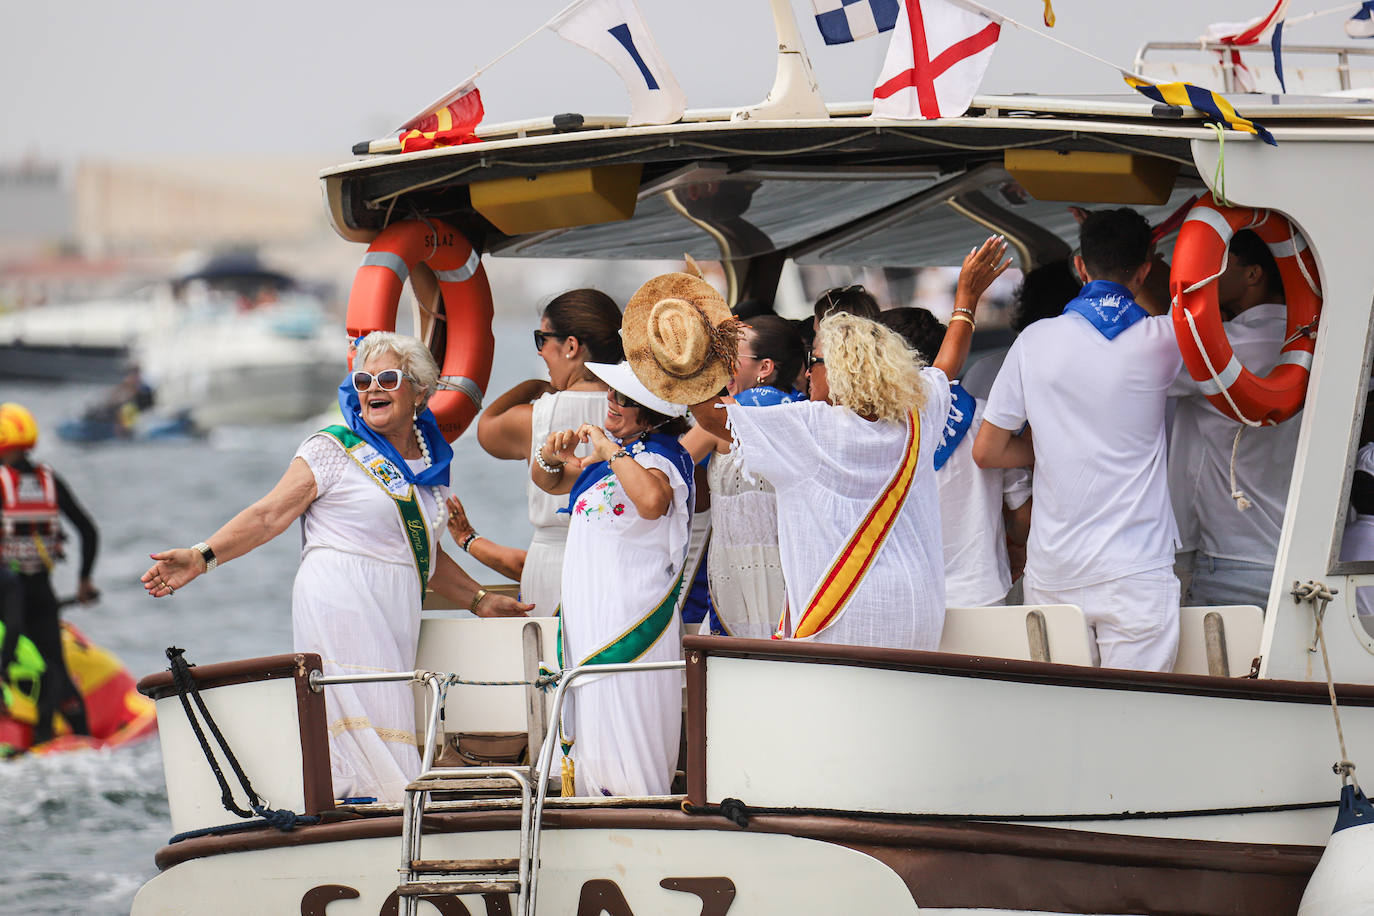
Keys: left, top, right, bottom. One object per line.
{"left": 399, "top": 86, "right": 484, "bottom": 153}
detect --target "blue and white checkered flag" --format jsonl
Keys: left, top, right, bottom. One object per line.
{"left": 813, "top": 0, "right": 900, "bottom": 45}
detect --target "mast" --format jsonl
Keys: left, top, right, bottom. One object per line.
{"left": 733, "top": 0, "right": 830, "bottom": 121}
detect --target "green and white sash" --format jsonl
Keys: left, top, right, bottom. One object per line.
{"left": 319, "top": 425, "right": 431, "bottom": 597}
{"left": 556, "top": 568, "right": 685, "bottom": 671}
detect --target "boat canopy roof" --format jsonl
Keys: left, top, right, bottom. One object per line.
{"left": 321, "top": 93, "right": 1374, "bottom": 271}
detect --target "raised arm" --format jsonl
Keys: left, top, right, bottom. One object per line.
{"left": 578, "top": 424, "right": 675, "bottom": 520}
{"left": 476, "top": 379, "right": 556, "bottom": 460}
{"left": 447, "top": 495, "right": 527, "bottom": 582}
{"left": 142, "top": 456, "right": 318, "bottom": 597}
{"left": 933, "top": 235, "right": 1013, "bottom": 380}
{"left": 531, "top": 428, "right": 587, "bottom": 496}
{"left": 688, "top": 395, "right": 735, "bottom": 444}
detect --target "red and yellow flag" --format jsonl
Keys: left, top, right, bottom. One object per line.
{"left": 399, "top": 87, "right": 485, "bottom": 153}
{"left": 791, "top": 409, "right": 921, "bottom": 640}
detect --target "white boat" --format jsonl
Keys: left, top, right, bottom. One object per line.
{"left": 130, "top": 19, "right": 1374, "bottom": 916}
{"left": 0, "top": 253, "right": 343, "bottom": 428}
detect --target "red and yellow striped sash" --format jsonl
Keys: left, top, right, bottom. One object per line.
{"left": 790, "top": 409, "right": 921, "bottom": 640}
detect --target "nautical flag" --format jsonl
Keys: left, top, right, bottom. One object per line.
{"left": 1201, "top": 1, "right": 1290, "bottom": 93}
{"left": 872, "top": 0, "right": 1002, "bottom": 121}
{"left": 1124, "top": 76, "right": 1277, "bottom": 146}
{"left": 1202, "top": 0, "right": 1290, "bottom": 45}
{"left": 398, "top": 85, "right": 485, "bottom": 153}
{"left": 548, "top": 0, "right": 685, "bottom": 126}
{"left": 1348, "top": 1, "right": 1374, "bottom": 38}
{"left": 812, "top": 0, "right": 900, "bottom": 45}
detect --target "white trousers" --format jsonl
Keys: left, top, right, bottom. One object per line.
{"left": 1025, "top": 565, "right": 1180, "bottom": 672}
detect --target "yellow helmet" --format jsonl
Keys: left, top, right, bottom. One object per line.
{"left": 0, "top": 403, "right": 38, "bottom": 450}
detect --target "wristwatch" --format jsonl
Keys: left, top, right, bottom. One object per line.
{"left": 192, "top": 541, "right": 218, "bottom": 572}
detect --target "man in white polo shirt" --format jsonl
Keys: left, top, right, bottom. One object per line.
{"left": 973, "top": 208, "right": 1183, "bottom": 671}
{"left": 1170, "top": 229, "right": 1299, "bottom": 610}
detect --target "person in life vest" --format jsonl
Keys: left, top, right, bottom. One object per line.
{"left": 0, "top": 403, "right": 99, "bottom": 741}
{"left": 974, "top": 209, "right": 1183, "bottom": 672}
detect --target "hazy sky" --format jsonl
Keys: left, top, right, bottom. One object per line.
{"left": 3, "top": 0, "right": 1366, "bottom": 165}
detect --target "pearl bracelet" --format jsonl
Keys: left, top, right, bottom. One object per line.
{"left": 534, "top": 445, "right": 564, "bottom": 474}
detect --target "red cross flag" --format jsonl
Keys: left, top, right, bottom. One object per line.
{"left": 872, "top": 0, "right": 1002, "bottom": 120}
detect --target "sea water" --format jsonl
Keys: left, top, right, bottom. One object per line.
{"left": 0, "top": 316, "right": 544, "bottom": 914}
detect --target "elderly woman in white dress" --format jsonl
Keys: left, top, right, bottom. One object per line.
{"left": 468, "top": 289, "right": 625, "bottom": 613}
{"left": 681, "top": 238, "right": 1010, "bottom": 649}
{"left": 533, "top": 356, "right": 695, "bottom": 798}
{"left": 681, "top": 314, "right": 806, "bottom": 637}
{"left": 142, "top": 332, "right": 531, "bottom": 803}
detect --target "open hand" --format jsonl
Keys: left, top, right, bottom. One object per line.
{"left": 956, "top": 235, "right": 1014, "bottom": 308}
{"left": 446, "top": 495, "right": 475, "bottom": 542}
{"left": 141, "top": 549, "right": 203, "bottom": 598}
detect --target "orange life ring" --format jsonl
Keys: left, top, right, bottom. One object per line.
{"left": 1170, "top": 193, "right": 1321, "bottom": 426}
{"left": 345, "top": 218, "right": 495, "bottom": 442}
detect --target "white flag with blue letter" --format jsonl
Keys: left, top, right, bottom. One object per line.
{"left": 813, "top": 0, "right": 900, "bottom": 44}
{"left": 549, "top": 0, "right": 686, "bottom": 126}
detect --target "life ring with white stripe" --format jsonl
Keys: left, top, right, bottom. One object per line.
{"left": 345, "top": 218, "right": 494, "bottom": 442}
{"left": 1170, "top": 193, "right": 1322, "bottom": 425}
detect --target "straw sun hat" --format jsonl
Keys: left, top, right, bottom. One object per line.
{"left": 622, "top": 268, "right": 744, "bottom": 406}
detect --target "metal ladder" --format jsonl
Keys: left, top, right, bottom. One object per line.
{"left": 393, "top": 656, "right": 687, "bottom": 916}
{"left": 398, "top": 765, "right": 534, "bottom": 914}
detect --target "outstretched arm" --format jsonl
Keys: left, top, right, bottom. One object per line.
{"left": 142, "top": 457, "right": 318, "bottom": 597}
{"left": 429, "top": 548, "right": 534, "bottom": 617}
{"left": 933, "top": 235, "right": 1013, "bottom": 380}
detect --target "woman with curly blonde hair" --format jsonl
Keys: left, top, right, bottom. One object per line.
{"left": 689, "top": 236, "right": 1010, "bottom": 650}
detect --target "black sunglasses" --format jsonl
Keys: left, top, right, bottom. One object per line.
{"left": 533, "top": 329, "right": 570, "bottom": 351}
{"left": 611, "top": 390, "right": 641, "bottom": 409}
{"left": 806, "top": 353, "right": 825, "bottom": 370}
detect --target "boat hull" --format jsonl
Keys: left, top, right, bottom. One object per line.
{"left": 134, "top": 808, "right": 1319, "bottom": 915}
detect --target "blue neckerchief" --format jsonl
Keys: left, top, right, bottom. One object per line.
{"left": 558, "top": 432, "right": 695, "bottom": 516}
{"left": 733, "top": 385, "right": 804, "bottom": 408}
{"left": 933, "top": 382, "right": 975, "bottom": 471}
{"left": 335, "top": 376, "right": 453, "bottom": 488}
{"left": 1062, "top": 280, "right": 1149, "bottom": 341}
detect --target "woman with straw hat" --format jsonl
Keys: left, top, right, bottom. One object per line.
{"left": 532, "top": 359, "right": 695, "bottom": 797}
{"left": 638, "top": 238, "right": 1011, "bottom": 650}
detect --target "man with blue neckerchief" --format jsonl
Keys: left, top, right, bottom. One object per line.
{"left": 974, "top": 209, "right": 1184, "bottom": 672}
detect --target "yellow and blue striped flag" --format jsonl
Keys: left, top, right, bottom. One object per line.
{"left": 1124, "top": 75, "right": 1276, "bottom": 146}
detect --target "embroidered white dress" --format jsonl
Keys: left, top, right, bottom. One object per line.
{"left": 294, "top": 433, "right": 448, "bottom": 803}
{"left": 558, "top": 443, "right": 690, "bottom": 796}
{"left": 726, "top": 368, "right": 952, "bottom": 650}
{"left": 706, "top": 447, "right": 787, "bottom": 638}
{"left": 524, "top": 390, "right": 608, "bottom": 614}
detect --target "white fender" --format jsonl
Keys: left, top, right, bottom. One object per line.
{"left": 1298, "top": 786, "right": 1374, "bottom": 915}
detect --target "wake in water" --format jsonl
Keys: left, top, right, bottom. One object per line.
{"left": 0, "top": 740, "right": 166, "bottom": 915}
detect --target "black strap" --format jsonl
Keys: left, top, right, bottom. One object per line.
{"left": 166, "top": 646, "right": 264, "bottom": 817}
